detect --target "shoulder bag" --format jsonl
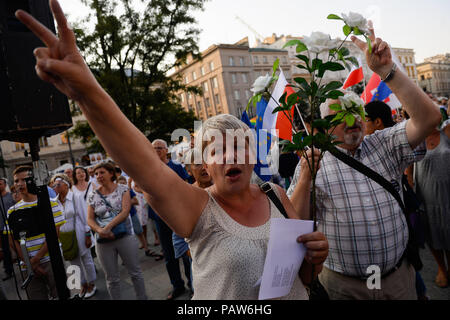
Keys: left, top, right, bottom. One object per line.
{"left": 60, "top": 201, "right": 79, "bottom": 261}
{"left": 95, "top": 190, "right": 128, "bottom": 243}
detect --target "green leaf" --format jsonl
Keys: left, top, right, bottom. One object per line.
{"left": 322, "top": 81, "right": 343, "bottom": 93}
{"left": 345, "top": 56, "right": 359, "bottom": 68}
{"left": 326, "top": 90, "right": 345, "bottom": 99}
{"left": 311, "top": 58, "right": 323, "bottom": 72}
{"left": 312, "top": 119, "right": 331, "bottom": 130}
{"left": 345, "top": 113, "right": 356, "bottom": 127}
{"left": 318, "top": 61, "right": 345, "bottom": 77}
{"left": 296, "top": 64, "right": 309, "bottom": 71}
{"left": 296, "top": 54, "right": 310, "bottom": 66}
{"left": 287, "top": 92, "right": 299, "bottom": 106}
{"left": 303, "top": 135, "right": 313, "bottom": 148}
{"left": 339, "top": 47, "right": 350, "bottom": 57}
{"left": 365, "top": 35, "right": 372, "bottom": 54}
{"left": 328, "top": 103, "right": 342, "bottom": 111}
{"left": 343, "top": 25, "right": 352, "bottom": 37}
{"left": 272, "top": 58, "right": 280, "bottom": 73}
{"left": 283, "top": 39, "right": 302, "bottom": 49}
{"left": 311, "top": 81, "right": 319, "bottom": 97}
{"left": 327, "top": 14, "right": 342, "bottom": 20}
{"left": 353, "top": 26, "right": 364, "bottom": 36}
{"left": 296, "top": 42, "right": 308, "bottom": 53}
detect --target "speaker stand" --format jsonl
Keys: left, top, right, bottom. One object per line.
{"left": 29, "top": 138, "right": 70, "bottom": 300}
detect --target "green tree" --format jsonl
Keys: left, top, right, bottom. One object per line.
{"left": 69, "top": 0, "right": 205, "bottom": 152}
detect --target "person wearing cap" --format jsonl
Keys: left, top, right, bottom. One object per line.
{"left": 364, "top": 101, "right": 396, "bottom": 136}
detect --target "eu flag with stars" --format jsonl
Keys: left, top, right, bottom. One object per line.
{"left": 254, "top": 99, "right": 272, "bottom": 182}
{"left": 371, "top": 81, "right": 392, "bottom": 102}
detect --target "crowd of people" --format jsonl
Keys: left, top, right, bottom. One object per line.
{"left": 1, "top": 0, "right": 449, "bottom": 301}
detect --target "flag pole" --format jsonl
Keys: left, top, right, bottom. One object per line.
{"left": 294, "top": 104, "right": 311, "bottom": 151}
{"left": 363, "top": 76, "right": 367, "bottom": 103}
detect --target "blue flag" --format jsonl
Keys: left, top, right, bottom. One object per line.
{"left": 371, "top": 81, "right": 392, "bottom": 102}
{"left": 254, "top": 99, "right": 272, "bottom": 182}
{"left": 240, "top": 109, "right": 254, "bottom": 129}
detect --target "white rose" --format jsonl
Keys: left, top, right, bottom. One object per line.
{"left": 250, "top": 74, "right": 272, "bottom": 94}
{"left": 339, "top": 91, "right": 365, "bottom": 110}
{"left": 341, "top": 12, "right": 369, "bottom": 34}
{"left": 302, "top": 32, "right": 338, "bottom": 54}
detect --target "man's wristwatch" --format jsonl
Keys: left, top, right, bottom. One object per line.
{"left": 381, "top": 63, "right": 397, "bottom": 83}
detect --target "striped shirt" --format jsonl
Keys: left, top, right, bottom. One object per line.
{"left": 287, "top": 121, "right": 426, "bottom": 277}
{"left": 3, "top": 199, "right": 65, "bottom": 266}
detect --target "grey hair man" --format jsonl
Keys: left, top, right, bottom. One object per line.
{"left": 288, "top": 26, "right": 441, "bottom": 300}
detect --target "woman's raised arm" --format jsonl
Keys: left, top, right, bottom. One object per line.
{"left": 16, "top": 0, "right": 208, "bottom": 237}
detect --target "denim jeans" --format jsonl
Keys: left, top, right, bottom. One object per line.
{"left": 154, "top": 215, "right": 191, "bottom": 290}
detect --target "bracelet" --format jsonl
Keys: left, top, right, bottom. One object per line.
{"left": 381, "top": 63, "right": 397, "bottom": 83}
{"left": 85, "top": 232, "right": 92, "bottom": 237}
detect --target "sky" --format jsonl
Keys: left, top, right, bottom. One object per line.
{"left": 58, "top": 0, "right": 450, "bottom": 63}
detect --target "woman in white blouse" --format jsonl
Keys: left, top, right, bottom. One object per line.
{"left": 51, "top": 174, "right": 97, "bottom": 298}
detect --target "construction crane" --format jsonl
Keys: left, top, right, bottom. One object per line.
{"left": 235, "top": 16, "right": 265, "bottom": 44}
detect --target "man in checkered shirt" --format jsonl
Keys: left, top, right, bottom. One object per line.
{"left": 288, "top": 28, "right": 442, "bottom": 299}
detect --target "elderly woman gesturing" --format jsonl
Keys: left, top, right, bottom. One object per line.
{"left": 16, "top": 0, "right": 328, "bottom": 300}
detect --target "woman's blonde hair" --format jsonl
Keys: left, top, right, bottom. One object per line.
{"left": 194, "top": 114, "right": 255, "bottom": 157}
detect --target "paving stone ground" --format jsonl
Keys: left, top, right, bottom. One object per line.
{"left": 1, "top": 233, "right": 450, "bottom": 300}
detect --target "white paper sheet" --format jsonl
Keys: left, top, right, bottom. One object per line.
{"left": 258, "top": 218, "right": 314, "bottom": 300}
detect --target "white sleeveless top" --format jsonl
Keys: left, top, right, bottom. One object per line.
{"left": 186, "top": 184, "right": 308, "bottom": 300}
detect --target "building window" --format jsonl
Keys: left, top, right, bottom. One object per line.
{"left": 189, "top": 104, "right": 193, "bottom": 111}
{"left": 263, "top": 56, "right": 268, "bottom": 64}
{"left": 180, "top": 94, "right": 185, "bottom": 103}
{"left": 203, "top": 82, "right": 208, "bottom": 93}
{"left": 245, "top": 89, "right": 251, "bottom": 100}
{"left": 282, "top": 56, "right": 287, "bottom": 64}
{"left": 185, "top": 76, "right": 189, "bottom": 84}
{"left": 205, "top": 97, "right": 211, "bottom": 108}
{"left": 15, "top": 142, "right": 25, "bottom": 151}
{"left": 209, "top": 61, "right": 214, "bottom": 71}
{"left": 192, "top": 71, "right": 197, "bottom": 81}
{"left": 201, "top": 66, "right": 206, "bottom": 76}
{"left": 197, "top": 101, "right": 203, "bottom": 113}
{"left": 214, "top": 94, "right": 220, "bottom": 104}
{"left": 188, "top": 92, "right": 192, "bottom": 100}
{"left": 254, "top": 56, "right": 259, "bottom": 64}
{"left": 212, "top": 77, "right": 218, "bottom": 88}
{"left": 239, "top": 57, "right": 245, "bottom": 66}
{"left": 39, "top": 137, "right": 49, "bottom": 148}
{"left": 242, "top": 73, "right": 248, "bottom": 83}
{"left": 398, "top": 56, "right": 402, "bottom": 63}
{"left": 234, "top": 90, "right": 240, "bottom": 100}
{"left": 60, "top": 132, "right": 69, "bottom": 144}
{"left": 229, "top": 57, "right": 235, "bottom": 66}
{"left": 231, "top": 73, "right": 237, "bottom": 84}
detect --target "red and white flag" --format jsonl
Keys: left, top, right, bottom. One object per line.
{"left": 342, "top": 57, "right": 364, "bottom": 89}
{"left": 262, "top": 69, "right": 296, "bottom": 141}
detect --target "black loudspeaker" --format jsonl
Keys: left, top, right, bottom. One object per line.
{"left": 0, "top": 0, "right": 72, "bottom": 143}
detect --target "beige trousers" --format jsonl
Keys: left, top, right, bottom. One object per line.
{"left": 318, "top": 261, "right": 417, "bottom": 300}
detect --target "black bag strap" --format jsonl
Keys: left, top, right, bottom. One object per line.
{"left": 259, "top": 182, "right": 289, "bottom": 219}
{"left": 83, "top": 182, "right": 91, "bottom": 201}
{"left": 327, "top": 146, "right": 407, "bottom": 215}
{"left": 96, "top": 189, "right": 115, "bottom": 212}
